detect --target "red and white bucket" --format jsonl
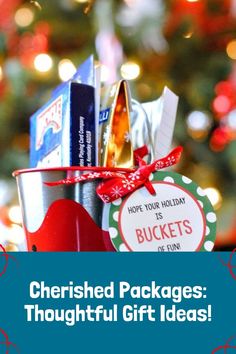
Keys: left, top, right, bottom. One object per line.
{"left": 13, "top": 167, "right": 116, "bottom": 252}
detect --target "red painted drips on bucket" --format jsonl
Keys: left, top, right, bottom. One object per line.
{"left": 24, "top": 199, "right": 115, "bottom": 252}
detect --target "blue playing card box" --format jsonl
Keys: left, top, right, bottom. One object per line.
{"left": 30, "top": 82, "right": 96, "bottom": 167}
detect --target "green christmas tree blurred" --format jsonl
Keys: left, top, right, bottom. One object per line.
{"left": 0, "top": 0, "right": 235, "bottom": 250}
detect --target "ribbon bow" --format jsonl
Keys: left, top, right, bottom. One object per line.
{"left": 46, "top": 146, "right": 183, "bottom": 203}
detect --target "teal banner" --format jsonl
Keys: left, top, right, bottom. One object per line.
{"left": 0, "top": 252, "right": 235, "bottom": 353}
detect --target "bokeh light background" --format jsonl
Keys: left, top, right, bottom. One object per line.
{"left": 0, "top": 0, "right": 235, "bottom": 251}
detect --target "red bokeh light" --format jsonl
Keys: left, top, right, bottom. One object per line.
{"left": 209, "top": 127, "right": 231, "bottom": 152}
{"left": 212, "top": 95, "right": 231, "bottom": 115}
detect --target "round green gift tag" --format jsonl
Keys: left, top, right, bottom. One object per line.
{"left": 108, "top": 171, "right": 216, "bottom": 252}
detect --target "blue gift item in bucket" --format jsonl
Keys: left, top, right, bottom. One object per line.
{"left": 13, "top": 166, "right": 128, "bottom": 252}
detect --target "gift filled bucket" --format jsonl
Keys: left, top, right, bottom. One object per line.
{"left": 13, "top": 167, "right": 116, "bottom": 252}
{"left": 12, "top": 56, "right": 186, "bottom": 252}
